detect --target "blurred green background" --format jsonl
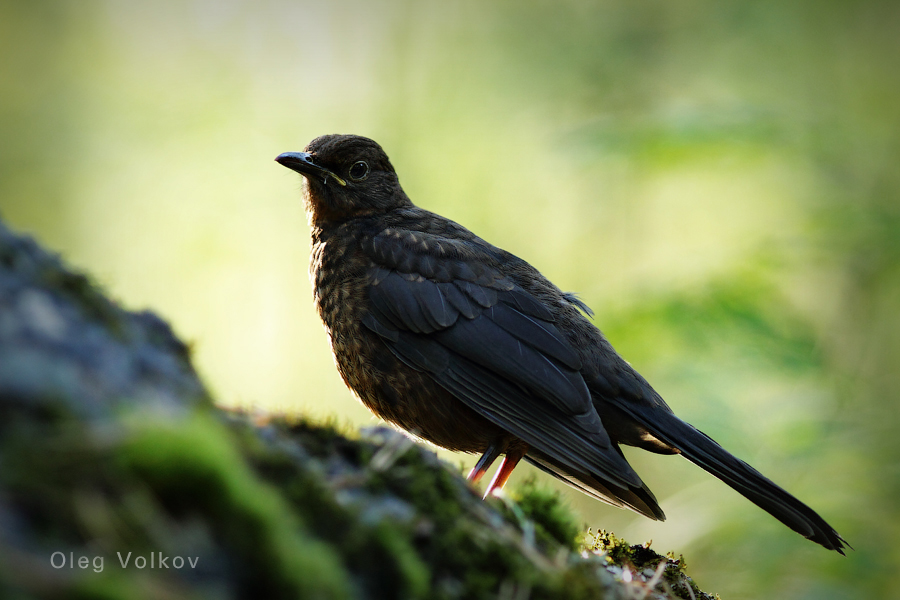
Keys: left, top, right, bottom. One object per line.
{"left": 2, "top": 1, "right": 897, "bottom": 597}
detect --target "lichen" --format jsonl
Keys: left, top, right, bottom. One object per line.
{"left": 585, "top": 529, "right": 719, "bottom": 600}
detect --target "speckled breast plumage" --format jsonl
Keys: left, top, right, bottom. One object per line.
{"left": 309, "top": 222, "right": 505, "bottom": 453}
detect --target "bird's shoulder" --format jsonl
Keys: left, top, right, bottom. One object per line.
{"left": 353, "top": 208, "right": 514, "bottom": 287}
{"left": 350, "top": 207, "right": 598, "bottom": 330}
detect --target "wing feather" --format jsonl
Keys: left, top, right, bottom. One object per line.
{"left": 361, "top": 225, "right": 643, "bottom": 491}
{"left": 381, "top": 329, "right": 638, "bottom": 488}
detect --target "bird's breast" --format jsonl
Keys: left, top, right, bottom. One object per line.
{"left": 309, "top": 235, "right": 371, "bottom": 389}
{"left": 307, "top": 228, "right": 505, "bottom": 453}
{"left": 310, "top": 231, "right": 414, "bottom": 420}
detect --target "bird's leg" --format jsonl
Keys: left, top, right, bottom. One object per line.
{"left": 467, "top": 439, "right": 507, "bottom": 484}
{"left": 483, "top": 444, "right": 528, "bottom": 499}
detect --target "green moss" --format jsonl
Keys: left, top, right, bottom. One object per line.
{"left": 284, "top": 416, "right": 365, "bottom": 457}
{"left": 507, "top": 478, "right": 582, "bottom": 550}
{"left": 585, "top": 529, "right": 716, "bottom": 600}
{"left": 587, "top": 529, "right": 634, "bottom": 565}
{"left": 232, "top": 417, "right": 446, "bottom": 598}
{"left": 368, "top": 522, "right": 431, "bottom": 598}
{"left": 0, "top": 402, "right": 714, "bottom": 599}
{"left": 0, "top": 415, "right": 97, "bottom": 541}
{"left": 39, "top": 267, "right": 125, "bottom": 337}
{"left": 70, "top": 573, "right": 152, "bottom": 600}
{"left": 117, "top": 412, "right": 352, "bottom": 599}
{"left": 0, "top": 402, "right": 716, "bottom": 599}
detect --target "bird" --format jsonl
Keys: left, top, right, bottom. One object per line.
{"left": 275, "top": 134, "right": 848, "bottom": 553}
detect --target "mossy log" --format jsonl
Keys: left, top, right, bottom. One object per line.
{"left": 0, "top": 218, "right": 715, "bottom": 599}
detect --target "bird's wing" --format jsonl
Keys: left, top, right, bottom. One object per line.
{"left": 360, "top": 227, "right": 641, "bottom": 489}
{"left": 524, "top": 452, "right": 665, "bottom": 520}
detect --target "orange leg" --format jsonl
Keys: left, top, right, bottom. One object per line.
{"left": 483, "top": 444, "right": 528, "bottom": 499}
{"left": 468, "top": 439, "right": 506, "bottom": 484}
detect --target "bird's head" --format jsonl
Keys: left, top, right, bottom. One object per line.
{"left": 276, "top": 134, "right": 411, "bottom": 225}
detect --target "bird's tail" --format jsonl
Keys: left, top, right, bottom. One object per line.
{"left": 620, "top": 405, "right": 849, "bottom": 553}
{"left": 524, "top": 451, "right": 667, "bottom": 521}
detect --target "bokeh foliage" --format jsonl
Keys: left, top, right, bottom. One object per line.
{"left": 1, "top": 1, "right": 897, "bottom": 598}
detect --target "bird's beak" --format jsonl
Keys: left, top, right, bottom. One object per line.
{"left": 275, "top": 151, "right": 347, "bottom": 187}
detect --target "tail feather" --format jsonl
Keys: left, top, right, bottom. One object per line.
{"left": 524, "top": 451, "right": 666, "bottom": 521}
{"left": 621, "top": 405, "right": 848, "bottom": 553}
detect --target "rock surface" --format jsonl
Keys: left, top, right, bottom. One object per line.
{"left": 0, "top": 218, "right": 715, "bottom": 599}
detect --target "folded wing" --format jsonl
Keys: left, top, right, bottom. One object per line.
{"left": 361, "top": 227, "right": 643, "bottom": 491}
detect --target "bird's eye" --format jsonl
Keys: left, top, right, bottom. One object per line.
{"left": 349, "top": 161, "right": 369, "bottom": 181}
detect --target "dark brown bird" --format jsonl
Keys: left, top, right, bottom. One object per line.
{"left": 276, "top": 134, "right": 848, "bottom": 553}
